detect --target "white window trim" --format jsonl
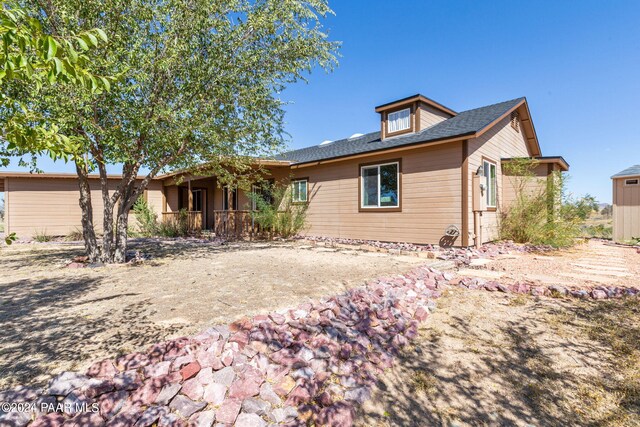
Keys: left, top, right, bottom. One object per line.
{"left": 624, "top": 178, "right": 639, "bottom": 186}
{"left": 483, "top": 159, "right": 497, "bottom": 208}
{"left": 360, "top": 161, "right": 400, "bottom": 209}
{"left": 387, "top": 108, "right": 411, "bottom": 133}
{"left": 291, "top": 179, "right": 308, "bottom": 203}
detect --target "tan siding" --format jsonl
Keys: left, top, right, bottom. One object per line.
{"left": 466, "top": 115, "right": 530, "bottom": 243}
{"left": 6, "top": 177, "right": 164, "bottom": 238}
{"left": 419, "top": 103, "right": 451, "bottom": 130}
{"left": 502, "top": 163, "right": 549, "bottom": 209}
{"left": 613, "top": 176, "right": 640, "bottom": 242}
{"left": 292, "top": 143, "right": 463, "bottom": 245}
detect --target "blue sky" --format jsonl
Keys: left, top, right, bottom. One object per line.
{"left": 4, "top": 0, "right": 640, "bottom": 203}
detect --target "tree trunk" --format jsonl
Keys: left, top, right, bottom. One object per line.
{"left": 75, "top": 163, "right": 101, "bottom": 262}
{"left": 101, "top": 203, "right": 115, "bottom": 262}
{"left": 114, "top": 209, "right": 130, "bottom": 263}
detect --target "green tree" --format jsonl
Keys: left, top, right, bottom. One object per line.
{"left": 0, "top": 1, "right": 110, "bottom": 168}
{"left": 1, "top": 0, "right": 338, "bottom": 262}
{"left": 1, "top": 1, "right": 108, "bottom": 246}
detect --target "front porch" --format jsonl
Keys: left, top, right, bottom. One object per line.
{"left": 159, "top": 164, "right": 290, "bottom": 238}
{"left": 161, "top": 210, "right": 258, "bottom": 238}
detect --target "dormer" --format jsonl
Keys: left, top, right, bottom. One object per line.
{"left": 375, "top": 94, "right": 457, "bottom": 140}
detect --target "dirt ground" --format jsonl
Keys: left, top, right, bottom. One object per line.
{"left": 459, "top": 239, "right": 640, "bottom": 288}
{"left": 0, "top": 240, "right": 430, "bottom": 389}
{"left": 358, "top": 289, "right": 640, "bottom": 427}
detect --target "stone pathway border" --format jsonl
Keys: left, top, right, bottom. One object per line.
{"left": 453, "top": 276, "right": 640, "bottom": 300}
{"left": 0, "top": 265, "right": 446, "bottom": 427}
{"left": 295, "top": 235, "right": 553, "bottom": 266}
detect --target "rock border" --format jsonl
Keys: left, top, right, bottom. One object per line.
{"left": 1, "top": 265, "right": 447, "bottom": 427}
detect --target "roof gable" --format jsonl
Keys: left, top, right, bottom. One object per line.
{"left": 279, "top": 97, "right": 542, "bottom": 165}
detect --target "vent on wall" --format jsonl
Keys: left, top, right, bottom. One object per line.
{"left": 510, "top": 111, "right": 520, "bottom": 132}
{"left": 625, "top": 178, "right": 639, "bottom": 186}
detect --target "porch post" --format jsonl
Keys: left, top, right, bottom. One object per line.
{"left": 188, "top": 178, "right": 193, "bottom": 211}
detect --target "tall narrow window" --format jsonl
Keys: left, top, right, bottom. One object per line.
{"left": 291, "top": 179, "right": 308, "bottom": 203}
{"left": 387, "top": 108, "right": 411, "bottom": 133}
{"left": 361, "top": 162, "right": 400, "bottom": 209}
{"left": 222, "top": 186, "right": 237, "bottom": 211}
{"left": 483, "top": 159, "right": 497, "bottom": 208}
{"left": 191, "top": 189, "right": 202, "bottom": 212}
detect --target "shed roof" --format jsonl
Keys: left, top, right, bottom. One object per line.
{"left": 612, "top": 165, "right": 640, "bottom": 179}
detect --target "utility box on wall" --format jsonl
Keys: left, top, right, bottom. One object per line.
{"left": 472, "top": 174, "right": 487, "bottom": 212}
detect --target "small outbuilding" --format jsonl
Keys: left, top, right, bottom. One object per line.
{"left": 612, "top": 165, "right": 640, "bottom": 242}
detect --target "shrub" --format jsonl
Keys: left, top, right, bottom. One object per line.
{"left": 500, "top": 159, "right": 591, "bottom": 248}
{"left": 66, "top": 227, "right": 84, "bottom": 241}
{"left": 581, "top": 224, "right": 613, "bottom": 239}
{"left": 132, "top": 198, "right": 159, "bottom": 237}
{"left": 157, "top": 209, "right": 191, "bottom": 237}
{"left": 248, "top": 182, "right": 308, "bottom": 239}
{"left": 34, "top": 229, "right": 53, "bottom": 242}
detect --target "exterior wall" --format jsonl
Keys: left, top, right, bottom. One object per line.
{"left": 502, "top": 163, "right": 551, "bottom": 210}
{"left": 419, "top": 103, "right": 452, "bottom": 130}
{"left": 466, "top": 115, "right": 530, "bottom": 243}
{"left": 4, "top": 177, "right": 163, "bottom": 238}
{"left": 613, "top": 176, "right": 640, "bottom": 242}
{"left": 291, "top": 142, "right": 463, "bottom": 245}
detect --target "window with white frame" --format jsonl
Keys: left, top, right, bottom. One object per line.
{"left": 625, "top": 178, "right": 639, "bottom": 186}
{"left": 291, "top": 179, "right": 308, "bottom": 203}
{"left": 483, "top": 159, "right": 497, "bottom": 208}
{"left": 387, "top": 108, "right": 411, "bottom": 133}
{"left": 361, "top": 162, "right": 400, "bottom": 208}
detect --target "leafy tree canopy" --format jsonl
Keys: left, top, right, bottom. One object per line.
{"left": 1, "top": 0, "right": 111, "bottom": 168}
{"left": 0, "top": 0, "right": 338, "bottom": 261}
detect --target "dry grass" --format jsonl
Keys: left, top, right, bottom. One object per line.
{"left": 358, "top": 289, "right": 640, "bottom": 427}
{"left": 544, "top": 298, "right": 640, "bottom": 426}
{"left": 410, "top": 370, "right": 438, "bottom": 395}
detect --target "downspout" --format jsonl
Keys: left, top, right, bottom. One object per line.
{"left": 461, "top": 141, "right": 470, "bottom": 247}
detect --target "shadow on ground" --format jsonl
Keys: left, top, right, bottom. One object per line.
{"left": 0, "top": 275, "right": 181, "bottom": 389}
{"left": 357, "top": 291, "right": 640, "bottom": 427}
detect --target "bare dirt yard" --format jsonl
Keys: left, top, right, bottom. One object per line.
{"left": 0, "top": 240, "right": 430, "bottom": 389}
{"left": 358, "top": 290, "right": 640, "bottom": 427}
{"left": 458, "top": 239, "right": 640, "bottom": 288}
{"left": 359, "top": 240, "right": 640, "bottom": 427}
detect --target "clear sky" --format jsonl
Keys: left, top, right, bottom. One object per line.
{"left": 4, "top": 0, "right": 640, "bottom": 203}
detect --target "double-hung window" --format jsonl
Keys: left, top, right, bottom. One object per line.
{"left": 387, "top": 108, "right": 411, "bottom": 134}
{"left": 291, "top": 179, "right": 308, "bottom": 203}
{"left": 483, "top": 159, "right": 497, "bottom": 208}
{"left": 361, "top": 161, "right": 400, "bottom": 209}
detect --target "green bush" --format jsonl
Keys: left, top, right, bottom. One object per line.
{"left": 581, "top": 224, "right": 613, "bottom": 239}
{"left": 157, "top": 209, "right": 191, "bottom": 238}
{"left": 34, "top": 229, "right": 53, "bottom": 242}
{"left": 500, "top": 159, "right": 592, "bottom": 248}
{"left": 133, "top": 198, "right": 159, "bottom": 237}
{"left": 248, "top": 182, "right": 308, "bottom": 239}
